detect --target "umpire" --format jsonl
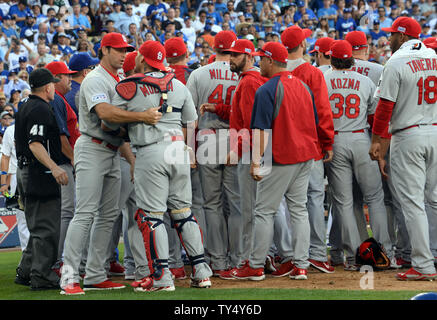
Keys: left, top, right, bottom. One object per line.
{"left": 14, "top": 68, "right": 69, "bottom": 290}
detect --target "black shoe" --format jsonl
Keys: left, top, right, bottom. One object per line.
{"left": 14, "top": 274, "right": 30, "bottom": 286}
{"left": 30, "top": 283, "right": 60, "bottom": 291}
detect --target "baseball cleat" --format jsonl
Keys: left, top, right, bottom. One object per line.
{"left": 83, "top": 280, "right": 126, "bottom": 291}
{"left": 133, "top": 276, "right": 176, "bottom": 292}
{"left": 134, "top": 285, "right": 175, "bottom": 292}
{"left": 60, "top": 283, "right": 85, "bottom": 295}
{"left": 170, "top": 267, "right": 187, "bottom": 280}
{"left": 389, "top": 257, "right": 402, "bottom": 269}
{"left": 218, "top": 268, "right": 238, "bottom": 280}
{"left": 271, "top": 260, "right": 295, "bottom": 277}
{"left": 396, "top": 257, "right": 412, "bottom": 268}
{"left": 264, "top": 255, "right": 277, "bottom": 273}
{"left": 212, "top": 269, "right": 227, "bottom": 278}
{"left": 289, "top": 267, "right": 308, "bottom": 280}
{"left": 230, "top": 265, "right": 265, "bottom": 281}
{"left": 308, "top": 259, "right": 335, "bottom": 274}
{"left": 396, "top": 268, "right": 437, "bottom": 281}
{"left": 190, "top": 277, "right": 212, "bottom": 288}
{"left": 343, "top": 263, "right": 360, "bottom": 271}
{"left": 108, "top": 261, "right": 125, "bottom": 276}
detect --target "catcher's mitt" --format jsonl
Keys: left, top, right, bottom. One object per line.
{"left": 355, "top": 237, "right": 390, "bottom": 270}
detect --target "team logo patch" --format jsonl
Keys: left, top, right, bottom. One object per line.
{"left": 91, "top": 93, "right": 108, "bottom": 103}
{"left": 0, "top": 208, "right": 17, "bottom": 247}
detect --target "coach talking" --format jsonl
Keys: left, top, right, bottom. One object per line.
{"left": 14, "top": 68, "right": 68, "bottom": 291}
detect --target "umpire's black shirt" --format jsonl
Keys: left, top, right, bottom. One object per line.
{"left": 15, "top": 95, "right": 65, "bottom": 165}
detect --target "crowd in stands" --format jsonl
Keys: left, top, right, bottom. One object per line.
{"left": 0, "top": 0, "right": 435, "bottom": 119}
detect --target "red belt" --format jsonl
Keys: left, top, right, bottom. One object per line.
{"left": 334, "top": 129, "right": 365, "bottom": 135}
{"left": 91, "top": 137, "right": 119, "bottom": 151}
{"left": 398, "top": 123, "right": 437, "bottom": 132}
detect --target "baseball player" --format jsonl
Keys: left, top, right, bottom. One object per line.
{"left": 274, "top": 25, "right": 334, "bottom": 276}
{"left": 345, "top": 31, "right": 383, "bottom": 87}
{"left": 200, "top": 39, "right": 269, "bottom": 278}
{"left": 109, "top": 40, "right": 212, "bottom": 292}
{"left": 369, "top": 17, "right": 437, "bottom": 280}
{"left": 324, "top": 40, "right": 396, "bottom": 270}
{"left": 186, "top": 30, "right": 244, "bottom": 277}
{"left": 310, "top": 37, "right": 334, "bottom": 73}
{"left": 422, "top": 36, "right": 437, "bottom": 265}
{"left": 43, "top": 61, "right": 80, "bottom": 276}
{"left": 164, "top": 37, "right": 206, "bottom": 281}
{"left": 231, "top": 41, "right": 319, "bottom": 281}
{"left": 346, "top": 31, "right": 410, "bottom": 267}
{"left": 105, "top": 50, "right": 149, "bottom": 282}
{"left": 60, "top": 33, "right": 157, "bottom": 295}
{"left": 65, "top": 52, "right": 100, "bottom": 118}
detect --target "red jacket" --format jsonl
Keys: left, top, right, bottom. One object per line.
{"left": 56, "top": 90, "right": 81, "bottom": 149}
{"left": 291, "top": 62, "right": 334, "bottom": 161}
{"left": 229, "top": 69, "right": 268, "bottom": 157}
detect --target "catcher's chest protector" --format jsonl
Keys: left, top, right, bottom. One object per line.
{"left": 115, "top": 73, "right": 177, "bottom": 113}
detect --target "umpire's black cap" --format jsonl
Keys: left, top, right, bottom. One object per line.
{"left": 29, "top": 68, "right": 60, "bottom": 89}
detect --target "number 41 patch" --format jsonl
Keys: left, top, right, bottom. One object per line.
{"left": 30, "top": 124, "right": 44, "bottom": 136}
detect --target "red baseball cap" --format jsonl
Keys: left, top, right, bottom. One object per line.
{"left": 423, "top": 37, "right": 437, "bottom": 49}
{"left": 214, "top": 30, "right": 237, "bottom": 50}
{"left": 328, "top": 40, "right": 352, "bottom": 59}
{"left": 138, "top": 41, "right": 166, "bottom": 72}
{"left": 309, "top": 37, "right": 335, "bottom": 54}
{"left": 224, "top": 39, "right": 255, "bottom": 55}
{"left": 164, "top": 37, "right": 187, "bottom": 58}
{"left": 123, "top": 51, "right": 138, "bottom": 74}
{"left": 281, "top": 25, "right": 312, "bottom": 49}
{"left": 345, "top": 31, "right": 368, "bottom": 50}
{"left": 381, "top": 17, "right": 421, "bottom": 39}
{"left": 45, "top": 61, "right": 77, "bottom": 75}
{"left": 101, "top": 32, "right": 135, "bottom": 51}
{"left": 253, "top": 42, "right": 288, "bottom": 64}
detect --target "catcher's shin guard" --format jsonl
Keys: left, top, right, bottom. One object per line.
{"left": 171, "top": 208, "right": 212, "bottom": 279}
{"left": 135, "top": 209, "right": 171, "bottom": 282}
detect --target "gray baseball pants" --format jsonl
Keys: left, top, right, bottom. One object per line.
{"left": 249, "top": 160, "right": 313, "bottom": 270}
{"left": 390, "top": 125, "right": 437, "bottom": 274}
{"left": 61, "top": 135, "right": 121, "bottom": 285}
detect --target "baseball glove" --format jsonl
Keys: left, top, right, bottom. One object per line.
{"left": 355, "top": 237, "right": 390, "bottom": 270}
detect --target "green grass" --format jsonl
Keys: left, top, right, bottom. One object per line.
{"left": 0, "top": 246, "right": 424, "bottom": 300}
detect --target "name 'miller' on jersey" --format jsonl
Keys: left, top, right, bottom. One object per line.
{"left": 208, "top": 68, "right": 238, "bottom": 81}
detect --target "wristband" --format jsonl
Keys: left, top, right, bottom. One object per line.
{"left": 1, "top": 171, "right": 7, "bottom": 175}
